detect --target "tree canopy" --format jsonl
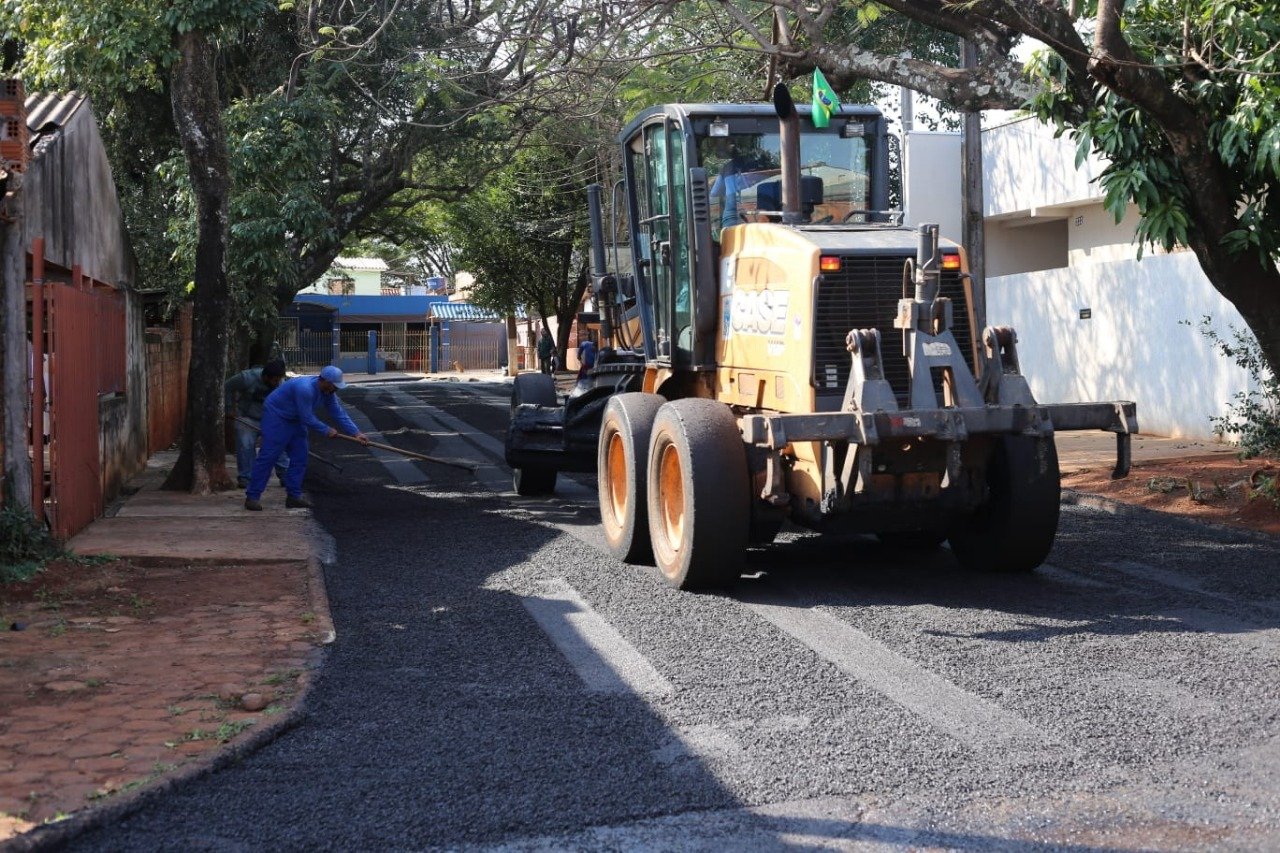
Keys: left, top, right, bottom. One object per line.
{"left": 682, "top": 0, "right": 1280, "bottom": 379}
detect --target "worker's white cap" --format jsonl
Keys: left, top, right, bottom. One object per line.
{"left": 319, "top": 365, "right": 346, "bottom": 388}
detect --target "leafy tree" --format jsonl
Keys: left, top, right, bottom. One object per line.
{"left": 3, "top": 0, "right": 275, "bottom": 494}
{"left": 446, "top": 144, "right": 592, "bottom": 359}
{"left": 684, "top": 0, "right": 1280, "bottom": 380}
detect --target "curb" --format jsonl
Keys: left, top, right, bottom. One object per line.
{"left": 1062, "top": 487, "right": 1280, "bottom": 543}
{"left": 4, "top": 548, "right": 338, "bottom": 851}
{"left": 306, "top": 555, "right": 337, "bottom": 646}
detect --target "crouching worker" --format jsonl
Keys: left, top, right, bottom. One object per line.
{"left": 244, "top": 365, "right": 370, "bottom": 511}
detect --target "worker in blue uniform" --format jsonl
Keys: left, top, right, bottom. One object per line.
{"left": 244, "top": 365, "right": 369, "bottom": 511}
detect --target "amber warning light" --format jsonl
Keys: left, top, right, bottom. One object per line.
{"left": 941, "top": 253, "right": 961, "bottom": 271}
{"left": 819, "top": 255, "right": 841, "bottom": 272}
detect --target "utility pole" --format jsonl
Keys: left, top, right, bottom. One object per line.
{"left": 961, "top": 39, "right": 987, "bottom": 334}
{"left": 506, "top": 314, "right": 519, "bottom": 377}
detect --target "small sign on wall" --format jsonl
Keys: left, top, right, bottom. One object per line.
{"left": 1079, "top": 308, "right": 1092, "bottom": 320}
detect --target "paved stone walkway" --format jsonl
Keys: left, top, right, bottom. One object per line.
{"left": 0, "top": 451, "right": 330, "bottom": 843}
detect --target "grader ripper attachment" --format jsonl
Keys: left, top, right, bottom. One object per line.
{"left": 506, "top": 86, "right": 1137, "bottom": 588}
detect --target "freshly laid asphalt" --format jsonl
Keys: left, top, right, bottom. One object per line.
{"left": 68, "top": 380, "right": 1280, "bottom": 851}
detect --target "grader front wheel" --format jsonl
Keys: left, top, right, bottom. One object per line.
{"left": 598, "top": 393, "right": 664, "bottom": 564}
{"left": 510, "top": 372, "right": 558, "bottom": 496}
{"left": 646, "top": 399, "right": 749, "bottom": 590}
{"left": 949, "top": 435, "right": 1061, "bottom": 573}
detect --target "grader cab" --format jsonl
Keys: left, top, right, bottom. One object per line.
{"left": 506, "top": 86, "right": 1137, "bottom": 589}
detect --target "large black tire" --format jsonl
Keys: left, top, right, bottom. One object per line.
{"left": 511, "top": 372, "right": 557, "bottom": 409}
{"left": 510, "top": 373, "right": 558, "bottom": 496}
{"left": 646, "top": 399, "right": 749, "bottom": 590}
{"left": 513, "top": 466, "right": 556, "bottom": 496}
{"left": 949, "top": 435, "right": 1061, "bottom": 573}
{"left": 598, "top": 393, "right": 664, "bottom": 564}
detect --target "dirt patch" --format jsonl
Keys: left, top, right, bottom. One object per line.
{"left": 0, "top": 559, "right": 323, "bottom": 838}
{"left": 1064, "top": 452, "right": 1280, "bottom": 537}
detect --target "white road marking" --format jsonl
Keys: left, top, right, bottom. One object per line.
{"left": 1036, "top": 563, "right": 1111, "bottom": 589}
{"left": 344, "top": 408, "right": 429, "bottom": 485}
{"left": 521, "top": 578, "right": 673, "bottom": 697}
{"left": 1106, "top": 560, "right": 1280, "bottom": 617}
{"left": 382, "top": 386, "right": 598, "bottom": 499}
{"left": 1162, "top": 607, "right": 1280, "bottom": 654}
{"left": 739, "top": 589, "right": 1055, "bottom": 755}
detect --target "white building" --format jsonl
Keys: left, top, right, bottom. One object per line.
{"left": 299, "top": 257, "right": 390, "bottom": 296}
{"left": 978, "top": 116, "right": 1252, "bottom": 440}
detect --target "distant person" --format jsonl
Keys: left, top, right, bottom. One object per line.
{"left": 577, "top": 337, "right": 597, "bottom": 379}
{"left": 244, "top": 365, "right": 369, "bottom": 511}
{"left": 224, "top": 359, "right": 288, "bottom": 488}
{"left": 537, "top": 328, "right": 554, "bottom": 375}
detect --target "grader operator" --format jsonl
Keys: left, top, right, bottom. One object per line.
{"left": 506, "top": 86, "right": 1137, "bottom": 589}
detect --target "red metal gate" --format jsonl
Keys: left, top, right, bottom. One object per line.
{"left": 35, "top": 264, "right": 126, "bottom": 538}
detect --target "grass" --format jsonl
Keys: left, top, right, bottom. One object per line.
{"left": 262, "top": 668, "right": 301, "bottom": 686}
{"left": 0, "top": 501, "right": 62, "bottom": 584}
{"left": 215, "top": 719, "right": 255, "bottom": 742}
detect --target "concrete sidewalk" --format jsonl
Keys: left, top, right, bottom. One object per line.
{"left": 69, "top": 450, "right": 329, "bottom": 566}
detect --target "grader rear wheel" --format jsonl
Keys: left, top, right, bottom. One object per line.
{"left": 646, "top": 399, "right": 749, "bottom": 590}
{"left": 948, "top": 435, "right": 1061, "bottom": 573}
{"left": 598, "top": 393, "right": 664, "bottom": 564}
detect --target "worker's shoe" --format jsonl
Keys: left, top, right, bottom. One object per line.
{"left": 285, "top": 495, "right": 313, "bottom": 509}
{"left": 244, "top": 498, "right": 263, "bottom": 511}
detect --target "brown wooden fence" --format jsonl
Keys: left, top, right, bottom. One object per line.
{"left": 145, "top": 306, "right": 191, "bottom": 454}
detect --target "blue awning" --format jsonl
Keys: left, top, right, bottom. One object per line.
{"left": 428, "top": 303, "right": 526, "bottom": 322}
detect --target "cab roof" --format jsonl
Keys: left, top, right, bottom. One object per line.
{"left": 618, "top": 103, "right": 886, "bottom": 144}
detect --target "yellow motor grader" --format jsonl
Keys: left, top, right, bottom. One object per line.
{"left": 506, "top": 86, "right": 1137, "bottom": 589}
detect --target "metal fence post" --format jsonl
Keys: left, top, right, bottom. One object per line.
{"left": 367, "top": 330, "right": 377, "bottom": 375}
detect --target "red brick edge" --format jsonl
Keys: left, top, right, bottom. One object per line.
{"left": 4, "top": 557, "right": 336, "bottom": 853}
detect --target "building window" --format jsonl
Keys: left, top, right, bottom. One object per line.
{"left": 327, "top": 276, "right": 354, "bottom": 295}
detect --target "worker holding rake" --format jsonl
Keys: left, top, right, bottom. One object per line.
{"left": 244, "top": 365, "right": 369, "bottom": 511}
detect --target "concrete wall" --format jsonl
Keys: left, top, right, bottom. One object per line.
{"left": 986, "top": 218, "right": 1068, "bottom": 277}
{"left": 987, "top": 252, "right": 1252, "bottom": 439}
{"left": 984, "top": 117, "right": 1106, "bottom": 218}
{"left": 902, "top": 131, "right": 963, "bottom": 244}
{"left": 99, "top": 289, "right": 149, "bottom": 500}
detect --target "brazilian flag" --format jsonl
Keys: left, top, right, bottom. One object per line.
{"left": 811, "top": 68, "right": 841, "bottom": 128}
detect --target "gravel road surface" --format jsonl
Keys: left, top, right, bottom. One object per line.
{"left": 71, "top": 379, "right": 1280, "bottom": 851}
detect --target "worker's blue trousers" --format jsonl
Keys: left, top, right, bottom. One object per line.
{"left": 234, "top": 419, "right": 287, "bottom": 487}
{"left": 246, "top": 410, "right": 309, "bottom": 500}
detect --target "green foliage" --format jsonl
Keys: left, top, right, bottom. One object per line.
{"left": 0, "top": 501, "right": 62, "bottom": 584}
{"left": 446, "top": 143, "right": 589, "bottom": 322}
{"left": 1191, "top": 317, "right": 1280, "bottom": 457}
{"left": 1250, "top": 474, "right": 1280, "bottom": 509}
{"left": 1027, "top": 0, "right": 1280, "bottom": 267}
{"left": 0, "top": 0, "right": 274, "bottom": 91}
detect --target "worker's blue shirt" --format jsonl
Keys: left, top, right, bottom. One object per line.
{"left": 263, "top": 376, "right": 359, "bottom": 436}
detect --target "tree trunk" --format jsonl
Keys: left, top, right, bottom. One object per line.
{"left": 162, "top": 31, "right": 234, "bottom": 494}
{"left": 1, "top": 178, "right": 33, "bottom": 509}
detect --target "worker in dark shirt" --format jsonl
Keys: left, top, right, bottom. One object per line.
{"left": 244, "top": 365, "right": 369, "bottom": 511}
{"left": 224, "top": 359, "right": 287, "bottom": 488}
